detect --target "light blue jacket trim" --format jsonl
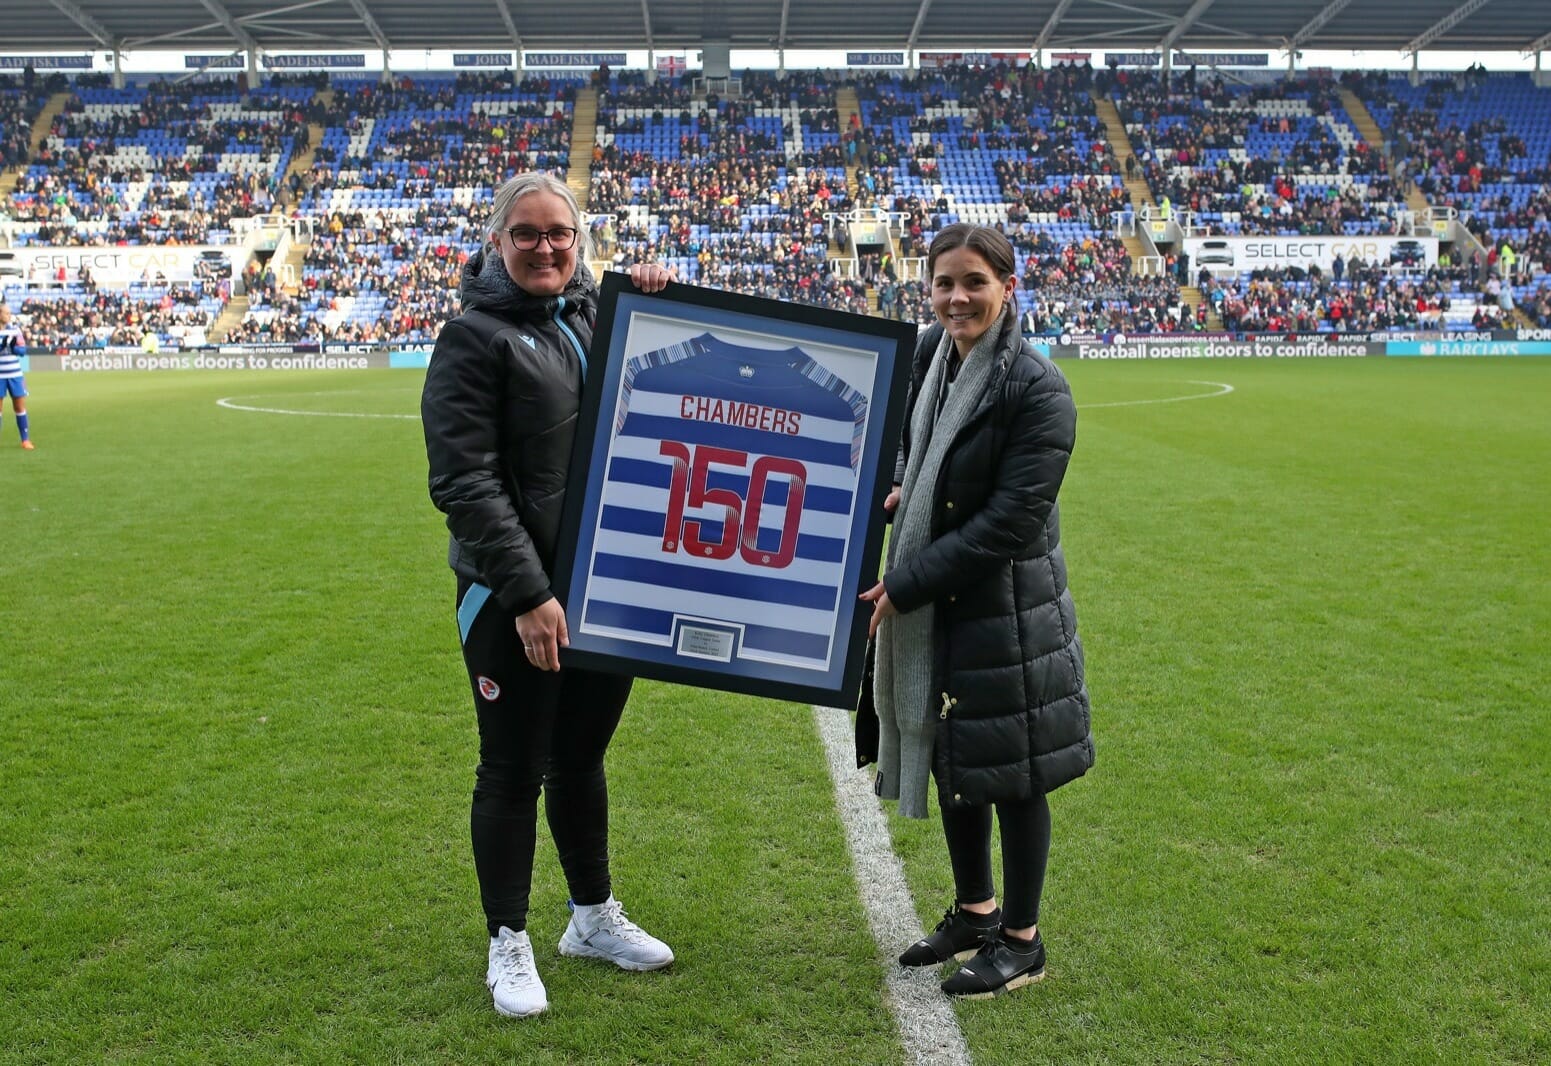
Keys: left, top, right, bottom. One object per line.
{"left": 555, "top": 296, "right": 588, "bottom": 382}
{"left": 457, "top": 582, "right": 493, "bottom": 644}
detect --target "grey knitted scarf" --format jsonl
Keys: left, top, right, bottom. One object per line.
{"left": 873, "top": 315, "right": 1003, "bottom": 818}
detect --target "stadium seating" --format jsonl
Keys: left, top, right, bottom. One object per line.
{"left": 3, "top": 63, "right": 1546, "bottom": 348}
{"left": 1361, "top": 72, "right": 1551, "bottom": 303}
{"left": 6, "top": 78, "right": 308, "bottom": 243}
{"left": 1202, "top": 263, "right": 1505, "bottom": 333}
{"left": 1, "top": 82, "right": 46, "bottom": 171}
{"left": 1114, "top": 71, "right": 1409, "bottom": 237}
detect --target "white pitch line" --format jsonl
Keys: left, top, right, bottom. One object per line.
{"left": 217, "top": 380, "right": 1232, "bottom": 420}
{"left": 216, "top": 395, "right": 418, "bottom": 420}
{"left": 814, "top": 704, "right": 972, "bottom": 1066}
{"left": 1077, "top": 379, "right": 1234, "bottom": 409}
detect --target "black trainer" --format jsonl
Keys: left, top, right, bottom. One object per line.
{"left": 899, "top": 904, "right": 1001, "bottom": 967}
{"left": 940, "top": 930, "right": 1046, "bottom": 998}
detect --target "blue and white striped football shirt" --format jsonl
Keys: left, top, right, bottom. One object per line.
{"left": 0, "top": 329, "right": 24, "bottom": 379}
{"left": 581, "top": 332, "right": 869, "bottom": 672}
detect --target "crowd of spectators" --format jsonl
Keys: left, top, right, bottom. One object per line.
{"left": 227, "top": 204, "right": 468, "bottom": 343}
{"left": 328, "top": 72, "right": 575, "bottom": 121}
{"left": 1, "top": 85, "right": 42, "bottom": 171}
{"left": 1117, "top": 70, "right": 1407, "bottom": 236}
{"left": 5, "top": 64, "right": 1543, "bottom": 347}
{"left": 1520, "top": 284, "right": 1551, "bottom": 327}
{"left": 6, "top": 73, "right": 308, "bottom": 240}
{"left": 374, "top": 105, "right": 572, "bottom": 186}
{"left": 1202, "top": 260, "right": 1503, "bottom": 332}
{"left": 1377, "top": 72, "right": 1547, "bottom": 184}
{"left": 46, "top": 87, "right": 308, "bottom": 165}
{"left": 1019, "top": 232, "right": 1189, "bottom": 334}
{"left": 1366, "top": 72, "right": 1551, "bottom": 279}
{"left": 225, "top": 292, "right": 327, "bottom": 345}
{"left": 14, "top": 282, "right": 216, "bottom": 349}
{"left": 16, "top": 172, "right": 273, "bottom": 243}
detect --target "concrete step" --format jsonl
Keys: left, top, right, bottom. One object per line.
{"left": 207, "top": 293, "right": 250, "bottom": 343}
{"left": 1093, "top": 91, "right": 1155, "bottom": 210}
{"left": 1178, "top": 285, "right": 1222, "bottom": 330}
{"left": 567, "top": 87, "right": 599, "bottom": 210}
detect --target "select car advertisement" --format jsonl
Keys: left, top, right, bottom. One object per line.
{"left": 1181, "top": 235, "right": 1439, "bottom": 275}
{"left": 2, "top": 245, "right": 240, "bottom": 286}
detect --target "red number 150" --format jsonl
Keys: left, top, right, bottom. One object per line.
{"left": 659, "top": 442, "right": 807, "bottom": 569}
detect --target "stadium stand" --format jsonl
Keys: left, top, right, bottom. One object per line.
{"left": 1114, "top": 70, "right": 1410, "bottom": 237}
{"left": 1, "top": 83, "right": 46, "bottom": 174}
{"left": 1365, "top": 72, "right": 1551, "bottom": 308}
{"left": 2, "top": 61, "right": 1547, "bottom": 348}
{"left": 851, "top": 62, "right": 1189, "bottom": 334}
{"left": 587, "top": 71, "right": 865, "bottom": 311}
{"left": 7, "top": 76, "right": 308, "bottom": 240}
{"left": 1201, "top": 261, "right": 1507, "bottom": 333}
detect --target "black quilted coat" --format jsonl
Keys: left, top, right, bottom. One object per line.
{"left": 881, "top": 315, "right": 1094, "bottom": 807}
{"left": 421, "top": 250, "right": 597, "bottom": 613}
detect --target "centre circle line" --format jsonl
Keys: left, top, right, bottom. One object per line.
{"left": 216, "top": 394, "right": 419, "bottom": 420}
{"left": 1077, "top": 380, "right": 1235, "bottom": 409}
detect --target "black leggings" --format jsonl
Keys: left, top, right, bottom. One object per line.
{"left": 456, "top": 578, "right": 632, "bottom": 937}
{"left": 941, "top": 792, "right": 1051, "bottom": 931}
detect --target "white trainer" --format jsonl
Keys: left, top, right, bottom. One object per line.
{"left": 558, "top": 896, "right": 675, "bottom": 971}
{"left": 487, "top": 927, "right": 548, "bottom": 1017}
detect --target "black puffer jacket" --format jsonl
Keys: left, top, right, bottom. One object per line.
{"left": 421, "top": 250, "right": 597, "bottom": 613}
{"left": 884, "top": 315, "right": 1093, "bottom": 805}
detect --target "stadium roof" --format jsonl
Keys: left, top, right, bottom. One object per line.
{"left": 9, "top": 0, "right": 1550, "bottom": 59}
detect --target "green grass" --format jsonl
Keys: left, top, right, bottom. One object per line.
{"left": 2, "top": 360, "right": 1547, "bottom": 1063}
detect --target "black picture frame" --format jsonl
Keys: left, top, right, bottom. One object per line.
{"left": 551, "top": 271, "right": 917, "bottom": 708}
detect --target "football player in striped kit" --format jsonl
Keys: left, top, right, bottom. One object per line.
{"left": 0, "top": 306, "right": 34, "bottom": 450}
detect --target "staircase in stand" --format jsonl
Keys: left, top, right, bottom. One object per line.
{"left": 567, "top": 87, "right": 598, "bottom": 210}
{"left": 1180, "top": 285, "right": 1223, "bottom": 331}
{"left": 837, "top": 84, "right": 862, "bottom": 254}
{"left": 207, "top": 293, "right": 250, "bottom": 343}
{"left": 1339, "top": 87, "right": 1429, "bottom": 216}
{"left": 837, "top": 85, "right": 861, "bottom": 208}
{"left": 1093, "top": 92, "right": 1156, "bottom": 215}
{"left": 833, "top": 86, "right": 871, "bottom": 310}
{"left": 276, "top": 89, "right": 332, "bottom": 212}
{"left": 280, "top": 239, "right": 309, "bottom": 296}
{"left": 1093, "top": 90, "right": 1163, "bottom": 293}
{"left": 0, "top": 90, "right": 70, "bottom": 201}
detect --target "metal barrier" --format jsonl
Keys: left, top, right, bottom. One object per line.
{"left": 823, "top": 207, "right": 910, "bottom": 243}
{"left": 1134, "top": 255, "right": 1166, "bottom": 277}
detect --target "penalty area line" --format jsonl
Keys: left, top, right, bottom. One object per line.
{"left": 814, "top": 704, "right": 971, "bottom": 1066}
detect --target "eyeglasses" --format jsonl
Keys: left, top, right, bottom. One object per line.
{"left": 504, "top": 225, "right": 578, "bottom": 251}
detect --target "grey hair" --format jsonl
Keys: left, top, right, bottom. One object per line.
{"left": 482, "top": 172, "right": 595, "bottom": 262}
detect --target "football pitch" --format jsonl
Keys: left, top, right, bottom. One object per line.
{"left": 3, "top": 357, "right": 1547, "bottom": 1064}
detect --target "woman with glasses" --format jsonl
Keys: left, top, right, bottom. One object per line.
{"left": 421, "top": 172, "right": 675, "bottom": 1019}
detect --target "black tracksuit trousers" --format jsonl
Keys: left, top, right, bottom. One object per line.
{"left": 456, "top": 577, "right": 631, "bottom": 937}
{"left": 942, "top": 793, "right": 1052, "bottom": 931}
